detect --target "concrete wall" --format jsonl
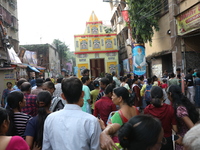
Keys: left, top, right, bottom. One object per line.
{"left": 48, "top": 46, "right": 60, "bottom": 77}
{"left": 145, "top": 13, "right": 171, "bottom": 57}
{"left": 178, "top": 0, "right": 200, "bottom": 13}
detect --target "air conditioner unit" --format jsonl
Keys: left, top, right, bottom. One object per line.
{"left": 118, "top": 16, "right": 123, "bottom": 24}
{"left": 126, "top": 39, "right": 131, "bottom": 46}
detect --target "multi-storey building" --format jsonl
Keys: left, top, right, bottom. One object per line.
{"left": 74, "top": 11, "right": 119, "bottom": 78}
{"left": 106, "top": 0, "right": 200, "bottom": 78}
{"left": 0, "top": 0, "right": 19, "bottom": 64}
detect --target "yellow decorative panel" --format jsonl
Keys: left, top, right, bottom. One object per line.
{"left": 79, "top": 39, "right": 88, "bottom": 51}
{"left": 77, "top": 63, "right": 89, "bottom": 78}
{"left": 92, "top": 38, "right": 101, "bottom": 50}
{"left": 105, "top": 38, "right": 113, "bottom": 50}
{"left": 107, "top": 62, "right": 117, "bottom": 74}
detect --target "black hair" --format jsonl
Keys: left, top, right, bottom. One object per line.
{"left": 119, "top": 76, "right": 123, "bottom": 82}
{"left": 113, "top": 87, "right": 133, "bottom": 106}
{"left": 139, "top": 75, "right": 144, "bottom": 81}
{"left": 57, "top": 78, "right": 63, "bottom": 83}
{"left": 112, "top": 72, "right": 116, "bottom": 76}
{"left": 169, "top": 72, "right": 175, "bottom": 78}
{"left": 16, "top": 78, "right": 27, "bottom": 88}
{"left": 0, "top": 107, "right": 9, "bottom": 131}
{"left": 104, "top": 84, "right": 115, "bottom": 95}
{"left": 176, "top": 68, "right": 181, "bottom": 72}
{"left": 81, "top": 76, "right": 89, "bottom": 84}
{"left": 6, "top": 91, "right": 24, "bottom": 136}
{"left": 127, "top": 74, "right": 131, "bottom": 78}
{"left": 45, "top": 78, "right": 51, "bottom": 82}
{"left": 187, "top": 68, "right": 192, "bottom": 73}
{"left": 167, "top": 85, "right": 199, "bottom": 124}
{"left": 134, "top": 75, "right": 138, "bottom": 80}
{"left": 122, "top": 76, "right": 127, "bottom": 82}
{"left": 6, "top": 82, "right": 12, "bottom": 85}
{"left": 61, "top": 77, "right": 82, "bottom": 104}
{"left": 81, "top": 69, "right": 89, "bottom": 76}
{"left": 147, "top": 78, "right": 152, "bottom": 85}
{"left": 35, "top": 91, "right": 52, "bottom": 148}
{"left": 162, "top": 78, "right": 167, "bottom": 83}
{"left": 93, "top": 80, "right": 99, "bottom": 88}
{"left": 118, "top": 115, "right": 162, "bottom": 150}
{"left": 152, "top": 75, "right": 158, "bottom": 82}
{"left": 132, "top": 78, "right": 137, "bottom": 84}
{"left": 43, "top": 81, "right": 55, "bottom": 90}
{"left": 106, "top": 74, "right": 113, "bottom": 84}
{"left": 21, "top": 82, "right": 31, "bottom": 92}
{"left": 100, "top": 77, "right": 110, "bottom": 86}
{"left": 151, "top": 86, "right": 163, "bottom": 107}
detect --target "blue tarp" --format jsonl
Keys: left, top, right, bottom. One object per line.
{"left": 27, "top": 65, "right": 40, "bottom": 73}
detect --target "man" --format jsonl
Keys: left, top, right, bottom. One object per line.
{"left": 53, "top": 78, "right": 63, "bottom": 97}
{"left": 96, "top": 77, "right": 110, "bottom": 101}
{"left": 21, "top": 82, "right": 38, "bottom": 117}
{"left": 133, "top": 48, "right": 146, "bottom": 71}
{"left": 112, "top": 72, "right": 120, "bottom": 88}
{"left": 126, "top": 73, "right": 132, "bottom": 89}
{"left": 93, "top": 84, "right": 116, "bottom": 125}
{"left": 42, "top": 77, "right": 101, "bottom": 150}
{"left": 30, "top": 77, "right": 36, "bottom": 87}
{"left": 1, "top": 82, "right": 13, "bottom": 107}
{"left": 31, "top": 78, "right": 44, "bottom": 95}
{"left": 185, "top": 68, "right": 195, "bottom": 104}
{"left": 81, "top": 68, "right": 90, "bottom": 76}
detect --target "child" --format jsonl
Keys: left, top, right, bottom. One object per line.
{"left": 161, "top": 78, "right": 168, "bottom": 90}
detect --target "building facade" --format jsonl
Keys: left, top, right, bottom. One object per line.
{"left": 74, "top": 12, "right": 119, "bottom": 78}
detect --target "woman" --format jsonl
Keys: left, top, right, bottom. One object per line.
{"left": 81, "top": 76, "right": 91, "bottom": 114}
{"left": 120, "top": 76, "right": 131, "bottom": 93}
{"left": 194, "top": 72, "right": 200, "bottom": 107}
{"left": 43, "top": 81, "right": 64, "bottom": 112}
{"left": 0, "top": 107, "right": 29, "bottom": 150}
{"left": 140, "top": 77, "right": 153, "bottom": 105}
{"left": 168, "top": 72, "right": 180, "bottom": 86}
{"left": 100, "top": 87, "right": 139, "bottom": 149}
{"left": 144, "top": 86, "right": 178, "bottom": 150}
{"left": 24, "top": 91, "right": 52, "bottom": 150}
{"left": 118, "top": 115, "right": 164, "bottom": 150}
{"left": 132, "top": 78, "right": 142, "bottom": 108}
{"left": 90, "top": 80, "right": 100, "bottom": 113}
{"left": 167, "top": 85, "right": 199, "bottom": 150}
{"left": 6, "top": 91, "right": 31, "bottom": 137}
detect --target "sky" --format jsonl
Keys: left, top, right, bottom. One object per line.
{"left": 17, "top": 0, "right": 112, "bottom": 51}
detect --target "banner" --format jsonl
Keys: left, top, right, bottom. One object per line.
{"left": 123, "top": 59, "right": 130, "bottom": 74}
{"left": 132, "top": 45, "right": 146, "bottom": 75}
{"left": 176, "top": 3, "right": 200, "bottom": 35}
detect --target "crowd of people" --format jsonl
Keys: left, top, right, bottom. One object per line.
{"left": 0, "top": 67, "right": 200, "bottom": 150}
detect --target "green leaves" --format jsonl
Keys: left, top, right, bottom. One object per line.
{"left": 127, "top": 0, "right": 163, "bottom": 44}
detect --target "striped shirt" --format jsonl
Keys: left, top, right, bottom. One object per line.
{"left": 13, "top": 112, "right": 31, "bottom": 137}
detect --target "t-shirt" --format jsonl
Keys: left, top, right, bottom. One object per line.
{"left": 6, "top": 136, "right": 29, "bottom": 150}
{"left": 24, "top": 116, "right": 38, "bottom": 138}
{"left": 93, "top": 96, "right": 116, "bottom": 125}
{"left": 144, "top": 103, "right": 177, "bottom": 137}
{"left": 90, "top": 89, "right": 100, "bottom": 109}
{"left": 185, "top": 74, "right": 194, "bottom": 86}
{"left": 13, "top": 112, "right": 32, "bottom": 137}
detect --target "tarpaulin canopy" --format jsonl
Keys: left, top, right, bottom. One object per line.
{"left": 27, "top": 65, "right": 40, "bottom": 73}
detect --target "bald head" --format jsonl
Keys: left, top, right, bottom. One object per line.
{"left": 21, "top": 82, "right": 31, "bottom": 92}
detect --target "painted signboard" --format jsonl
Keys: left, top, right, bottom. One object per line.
{"left": 176, "top": 3, "right": 200, "bottom": 35}
{"left": 132, "top": 45, "right": 146, "bottom": 75}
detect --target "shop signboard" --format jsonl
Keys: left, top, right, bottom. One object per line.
{"left": 176, "top": 3, "right": 200, "bottom": 35}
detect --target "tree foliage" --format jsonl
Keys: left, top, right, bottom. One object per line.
{"left": 127, "top": 0, "right": 163, "bottom": 44}
{"left": 103, "top": 26, "right": 113, "bottom": 33}
{"left": 52, "top": 39, "right": 70, "bottom": 62}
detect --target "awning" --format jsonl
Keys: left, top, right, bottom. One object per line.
{"left": 27, "top": 65, "right": 40, "bottom": 73}
{"left": 0, "top": 67, "right": 15, "bottom": 70}
{"left": 36, "top": 66, "right": 46, "bottom": 70}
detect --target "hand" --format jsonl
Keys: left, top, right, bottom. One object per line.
{"left": 100, "top": 132, "right": 119, "bottom": 150}
{"left": 137, "top": 66, "right": 141, "bottom": 69}
{"left": 175, "top": 135, "right": 183, "bottom": 146}
{"left": 98, "top": 118, "right": 106, "bottom": 130}
{"left": 32, "top": 143, "right": 41, "bottom": 150}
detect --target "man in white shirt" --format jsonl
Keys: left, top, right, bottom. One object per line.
{"left": 42, "top": 77, "right": 101, "bottom": 150}
{"left": 112, "top": 72, "right": 120, "bottom": 88}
